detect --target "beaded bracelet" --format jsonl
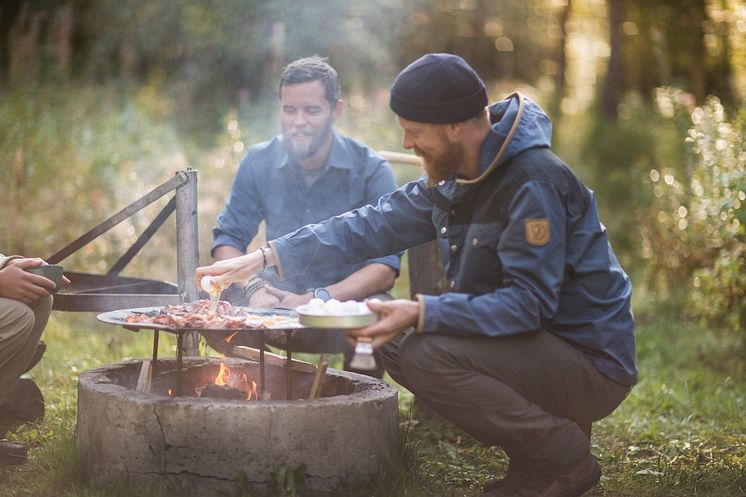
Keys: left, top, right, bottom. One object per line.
{"left": 242, "top": 277, "right": 267, "bottom": 303}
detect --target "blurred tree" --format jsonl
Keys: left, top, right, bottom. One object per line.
{"left": 601, "top": 0, "right": 622, "bottom": 121}
{"left": 1, "top": 0, "right": 742, "bottom": 126}
{"left": 619, "top": 0, "right": 738, "bottom": 108}
{"left": 554, "top": 0, "right": 571, "bottom": 96}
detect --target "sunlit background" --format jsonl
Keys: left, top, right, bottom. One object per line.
{"left": 0, "top": 0, "right": 744, "bottom": 332}
{"left": 0, "top": 2, "right": 745, "bottom": 496}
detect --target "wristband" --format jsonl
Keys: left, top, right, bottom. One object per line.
{"left": 259, "top": 246, "right": 268, "bottom": 271}
{"left": 243, "top": 277, "right": 266, "bottom": 302}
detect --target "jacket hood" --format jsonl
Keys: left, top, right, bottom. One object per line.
{"left": 457, "top": 92, "right": 552, "bottom": 185}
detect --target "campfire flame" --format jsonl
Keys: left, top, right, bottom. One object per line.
{"left": 242, "top": 374, "right": 258, "bottom": 400}
{"left": 215, "top": 362, "right": 230, "bottom": 386}
{"left": 199, "top": 362, "right": 258, "bottom": 401}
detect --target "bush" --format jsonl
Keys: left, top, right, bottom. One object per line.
{"left": 0, "top": 81, "right": 187, "bottom": 280}
{"left": 642, "top": 90, "right": 746, "bottom": 331}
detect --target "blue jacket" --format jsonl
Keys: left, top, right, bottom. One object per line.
{"left": 212, "top": 130, "right": 401, "bottom": 293}
{"left": 273, "top": 94, "right": 637, "bottom": 386}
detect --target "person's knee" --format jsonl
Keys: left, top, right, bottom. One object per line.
{"left": 33, "top": 295, "right": 53, "bottom": 316}
{"left": 375, "top": 340, "right": 398, "bottom": 367}
{"left": 2, "top": 300, "right": 36, "bottom": 337}
{"left": 399, "top": 333, "right": 444, "bottom": 379}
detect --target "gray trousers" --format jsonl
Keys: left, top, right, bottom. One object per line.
{"left": 0, "top": 296, "right": 52, "bottom": 400}
{"left": 378, "top": 329, "right": 630, "bottom": 469}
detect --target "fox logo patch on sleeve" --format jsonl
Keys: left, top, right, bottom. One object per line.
{"left": 525, "top": 218, "right": 551, "bottom": 246}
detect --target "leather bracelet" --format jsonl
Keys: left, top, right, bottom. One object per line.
{"left": 259, "top": 246, "right": 268, "bottom": 271}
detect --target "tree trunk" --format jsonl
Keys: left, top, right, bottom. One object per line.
{"left": 556, "top": 0, "right": 571, "bottom": 94}
{"left": 686, "top": 0, "right": 707, "bottom": 104}
{"left": 601, "top": 0, "right": 623, "bottom": 122}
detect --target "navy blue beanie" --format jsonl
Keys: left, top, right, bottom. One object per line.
{"left": 389, "top": 53, "right": 488, "bottom": 124}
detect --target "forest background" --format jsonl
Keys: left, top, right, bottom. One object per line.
{"left": 0, "top": 1, "right": 744, "bottom": 496}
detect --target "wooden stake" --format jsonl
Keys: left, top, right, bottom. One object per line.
{"left": 309, "top": 353, "right": 329, "bottom": 400}
{"left": 136, "top": 360, "right": 152, "bottom": 393}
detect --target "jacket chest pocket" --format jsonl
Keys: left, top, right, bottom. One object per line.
{"left": 458, "top": 223, "right": 504, "bottom": 290}
{"left": 465, "top": 223, "right": 502, "bottom": 252}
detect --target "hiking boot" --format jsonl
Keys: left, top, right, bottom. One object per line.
{"left": 514, "top": 454, "right": 601, "bottom": 497}
{"left": 484, "top": 459, "right": 531, "bottom": 495}
{"left": 22, "top": 341, "right": 46, "bottom": 374}
{"left": 0, "top": 378, "right": 45, "bottom": 424}
{"left": 0, "top": 440, "right": 27, "bottom": 466}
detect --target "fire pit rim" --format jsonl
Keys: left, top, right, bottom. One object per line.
{"left": 80, "top": 357, "right": 397, "bottom": 406}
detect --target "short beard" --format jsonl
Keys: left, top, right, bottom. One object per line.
{"left": 417, "top": 139, "right": 464, "bottom": 187}
{"left": 285, "top": 116, "right": 334, "bottom": 164}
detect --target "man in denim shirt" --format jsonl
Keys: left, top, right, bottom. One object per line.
{"left": 211, "top": 56, "right": 400, "bottom": 374}
{"left": 198, "top": 54, "right": 636, "bottom": 497}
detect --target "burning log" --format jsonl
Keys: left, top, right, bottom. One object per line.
{"left": 199, "top": 383, "right": 247, "bottom": 400}
{"left": 194, "top": 361, "right": 260, "bottom": 400}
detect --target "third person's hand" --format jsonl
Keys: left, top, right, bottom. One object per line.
{"left": 346, "top": 298, "right": 419, "bottom": 348}
{"left": 264, "top": 285, "right": 313, "bottom": 308}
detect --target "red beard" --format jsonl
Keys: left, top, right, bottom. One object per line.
{"left": 415, "top": 139, "right": 464, "bottom": 187}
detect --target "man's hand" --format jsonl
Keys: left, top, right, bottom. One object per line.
{"left": 248, "top": 286, "right": 281, "bottom": 308}
{"left": 346, "top": 299, "right": 419, "bottom": 348}
{"left": 0, "top": 258, "right": 57, "bottom": 304}
{"left": 195, "top": 250, "right": 264, "bottom": 290}
{"left": 264, "top": 286, "right": 313, "bottom": 308}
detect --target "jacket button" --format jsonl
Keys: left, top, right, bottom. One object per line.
{"left": 450, "top": 244, "right": 458, "bottom": 253}
{"left": 449, "top": 280, "right": 455, "bottom": 288}
{"left": 438, "top": 180, "right": 446, "bottom": 186}
{"left": 440, "top": 226, "right": 447, "bottom": 235}
{"left": 450, "top": 209, "right": 456, "bottom": 217}
{"left": 472, "top": 238, "right": 478, "bottom": 247}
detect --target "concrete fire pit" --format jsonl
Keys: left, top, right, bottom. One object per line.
{"left": 77, "top": 357, "right": 399, "bottom": 495}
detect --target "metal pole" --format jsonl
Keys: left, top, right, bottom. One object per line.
{"left": 286, "top": 331, "right": 292, "bottom": 400}
{"left": 176, "top": 332, "right": 184, "bottom": 397}
{"left": 151, "top": 330, "right": 160, "bottom": 378}
{"left": 175, "top": 168, "right": 201, "bottom": 356}
{"left": 260, "top": 331, "right": 266, "bottom": 400}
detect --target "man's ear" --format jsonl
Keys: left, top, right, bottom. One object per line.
{"left": 332, "top": 99, "right": 344, "bottom": 121}
{"left": 445, "top": 121, "right": 463, "bottom": 139}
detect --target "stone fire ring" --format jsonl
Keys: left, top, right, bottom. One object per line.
{"left": 78, "top": 357, "right": 399, "bottom": 495}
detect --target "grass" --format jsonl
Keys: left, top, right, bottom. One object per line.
{"left": 1, "top": 300, "right": 744, "bottom": 497}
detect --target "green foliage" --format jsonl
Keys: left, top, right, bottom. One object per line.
{"left": 216, "top": 471, "right": 260, "bottom": 497}
{"left": 0, "top": 82, "right": 186, "bottom": 280}
{"left": 643, "top": 90, "right": 746, "bottom": 331}
{"left": 269, "top": 464, "right": 307, "bottom": 497}
{"left": 559, "top": 94, "right": 687, "bottom": 271}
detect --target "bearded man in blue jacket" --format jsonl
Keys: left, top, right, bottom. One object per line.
{"left": 196, "top": 53, "right": 637, "bottom": 497}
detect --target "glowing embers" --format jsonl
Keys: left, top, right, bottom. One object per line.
{"left": 196, "top": 362, "right": 259, "bottom": 401}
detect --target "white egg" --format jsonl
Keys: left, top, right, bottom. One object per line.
{"left": 341, "top": 301, "right": 360, "bottom": 315}
{"left": 306, "top": 298, "right": 325, "bottom": 314}
{"left": 301, "top": 297, "right": 374, "bottom": 316}
{"left": 200, "top": 276, "right": 215, "bottom": 293}
{"left": 323, "top": 299, "right": 343, "bottom": 316}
